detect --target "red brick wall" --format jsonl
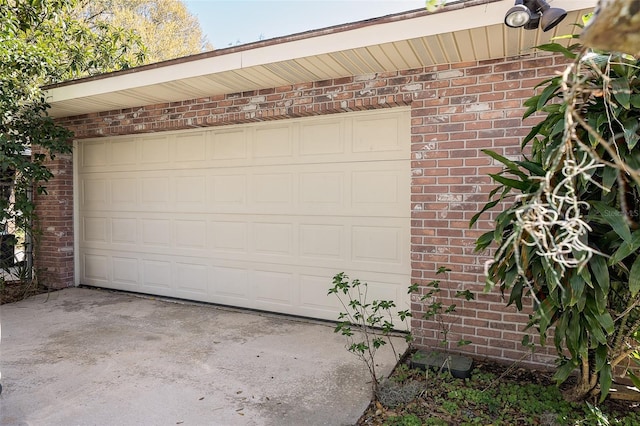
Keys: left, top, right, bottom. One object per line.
{"left": 407, "top": 56, "right": 566, "bottom": 367}
{"left": 33, "top": 150, "right": 74, "bottom": 289}
{"left": 53, "top": 53, "right": 568, "bottom": 367}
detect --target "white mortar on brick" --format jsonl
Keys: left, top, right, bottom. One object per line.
{"left": 465, "top": 103, "right": 490, "bottom": 112}
{"left": 437, "top": 70, "right": 464, "bottom": 79}
{"left": 436, "top": 194, "right": 463, "bottom": 202}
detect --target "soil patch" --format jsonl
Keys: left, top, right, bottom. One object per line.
{"left": 1, "top": 279, "right": 56, "bottom": 305}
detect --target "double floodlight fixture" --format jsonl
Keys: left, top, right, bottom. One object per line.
{"left": 504, "top": 0, "right": 567, "bottom": 32}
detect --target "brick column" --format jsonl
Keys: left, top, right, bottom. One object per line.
{"left": 33, "top": 149, "right": 74, "bottom": 288}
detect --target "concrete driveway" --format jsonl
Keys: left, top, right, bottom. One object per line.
{"left": 0, "top": 287, "right": 405, "bottom": 426}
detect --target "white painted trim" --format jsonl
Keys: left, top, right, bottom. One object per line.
{"left": 45, "top": 0, "right": 596, "bottom": 106}
{"left": 73, "top": 139, "right": 80, "bottom": 287}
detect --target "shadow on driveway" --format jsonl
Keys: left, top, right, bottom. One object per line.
{"left": 0, "top": 287, "right": 404, "bottom": 425}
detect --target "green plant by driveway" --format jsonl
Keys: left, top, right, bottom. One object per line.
{"left": 359, "top": 362, "right": 640, "bottom": 425}
{"left": 329, "top": 267, "right": 475, "bottom": 400}
{"left": 410, "top": 266, "right": 475, "bottom": 350}
{"left": 328, "top": 272, "right": 413, "bottom": 399}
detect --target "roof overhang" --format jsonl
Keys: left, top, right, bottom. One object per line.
{"left": 45, "top": 0, "right": 597, "bottom": 118}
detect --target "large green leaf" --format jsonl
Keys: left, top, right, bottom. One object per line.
{"left": 535, "top": 42, "right": 577, "bottom": 59}
{"left": 515, "top": 160, "right": 545, "bottom": 177}
{"left": 554, "top": 313, "right": 568, "bottom": 352}
{"left": 523, "top": 95, "right": 541, "bottom": 119}
{"left": 599, "top": 363, "right": 613, "bottom": 402}
{"left": 585, "top": 314, "right": 607, "bottom": 345}
{"left": 589, "top": 255, "right": 609, "bottom": 294}
{"left": 554, "top": 359, "right": 577, "bottom": 385}
{"left": 471, "top": 198, "right": 501, "bottom": 229}
{"left": 538, "top": 298, "right": 558, "bottom": 337}
{"left": 594, "top": 285, "right": 607, "bottom": 316}
{"left": 601, "top": 166, "right": 617, "bottom": 192}
{"left": 629, "top": 371, "right": 640, "bottom": 389}
{"left": 568, "top": 274, "right": 584, "bottom": 307}
{"left": 629, "top": 255, "right": 640, "bottom": 297}
{"left": 482, "top": 149, "right": 528, "bottom": 179}
{"left": 611, "top": 77, "right": 631, "bottom": 109}
{"left": 598, "top": 311, "right": 615, "bottom": 335}
{"left": 474, "top": 230, "right": 494, "bottom": 251}
{"left": 595, "top": 344, "right": 608, "bottom": 372}
{"left": 507, "top": 277, "right": 524, "bottom": 310}
{"left": 622, "top": 116, "right": 640, "bottom": 149}
{"left": 592, "top": 201, "right": 632, "bottom": 242}
{"left": 609, "top": 230, "right": 640, "bottom": 264}
{"left": 488, "top": 174, "right": 531, "bottom": 191}
{"left": 522, "top": 121, "right": 545, "bottom": 145}
{"left": 537, "top": 82, "right": 560, "bottom": 111}
{"left": 541, "top": 257, "right": 561, "bottom": 294}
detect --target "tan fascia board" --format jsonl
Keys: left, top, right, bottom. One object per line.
{"left": 45, "top": 0, "right": 596, "bottom": 106}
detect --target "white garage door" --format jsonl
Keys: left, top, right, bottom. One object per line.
{"left": 76, "top": 108, "right": 411, "bottom": 321}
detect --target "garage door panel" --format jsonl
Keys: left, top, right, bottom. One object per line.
{"left": 80, "top": 214, "right": 409, "bottom": 274}
{"left": 139, "top": 177, "right": 170, "bottom": 211}
{"left": 352, "top": 166, "right": 409, "bottom": 208}
{"left": 210, "top": 220, "right": 248, "bottom": 253}
{"left": 253, "top": 125, "right": 293, "bottom": 159}
{"left": 352, "top": 225, "right": 403, "bottom": 264}
{"left": 299, "top": 119, "right": 344, "bottom": 156}
{"left": 82, "top": 140, "right": 108, "bottom": 168}
{"left": 175, "top": 132, "right": 207, "bottom": 162}
{"left": 111, "top": 178, "right": 137, "bottom": 206}
{"left": 83, "top": 216, "right": 108, "bottom": 243}
{"left": 175, "top": 219, "right": 207, "bottom": 249}
{"left": 365, "top": 279, "right": 407, "bottom": 312}
{"left": 175, "top": 176, "right": 206, "bottom": 205}
{"left": 77, "top": 108, "right": 410, "bottom": 322}
{"left": 353, "top": 109, "right": 408, "bottom": 154}
{"left": 113, "top": 256, "right": 139, "bottom": 286}
{"left": 253, "top": 222, "right": 294, "bottom": 256}
{"left": 212, "top": 264, "right": 249, "bottom": 299}
{"left": 299, "top": 273, "right": 343, "bottom": 313}
{"left": 209, "top": 174, "right": 247, "bottom": 206}
{"left": 77, "top": 111, "right": 409, "bottom": 174}
{"left": 141, "top": 218, "right": 171, "bottom": 247}
{"left": 299, "top": 224, "right": 344, "bottom": 260}
{"left": 83, "top": 253, "right": 109, "bottom": 283}
{"left": 298, "top": 269, "right": 412, "bottom": 319}
{"left": 111, "top": 218, "right": 137, "bottom": 245}
{"left": 209, "top": 129, "right": 247, "bottom": 161}
{"left": 175, "top": 262, "right": 208, "bottom": 297}
{"left": 81, "top": 178, "right": 108, "bottom": 208}
{"left": 141, "top": 135, "right": 170, "bottom": 164}
{"left": 142, "top": 258, "right": 173, "bottom": 292}
{"left": 111, "top": 138, "right": 137, "bottom": 165}
{"left": 251, "top": 173, "right": 294, "bottom": 206}
{"left": 299, "top": 172, "right": 344, "bottom": 208}
{"left": 253, "top": 269, "right": 296, "bottom": 308}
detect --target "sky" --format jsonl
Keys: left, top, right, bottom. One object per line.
{"left": 183, "top": 0, "right": 426, "bottom": 49}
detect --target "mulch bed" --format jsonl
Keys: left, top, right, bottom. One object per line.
{"left": 0, "top": 279, "right": 55, "bottom": 305}
{"left": 356, "top": 355, "right": 639, "bottom": 425}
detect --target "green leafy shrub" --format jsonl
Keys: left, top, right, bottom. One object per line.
{"left": 328, "top": 272, "right": 413, "bottom": 398}
{"left": 370, "top": 364, "right": 638, "bottom": 425}
{"left": 411, "top": 266, "right": 475, "bottom": 349}
{"left": 1, "top": 0, "right": 146, "bottom": 293}
{"left": 329, "top": 267, "right": 474, "bottom": 399}
{"left": 473, "top": 39, "right": 640, "bottom": 401}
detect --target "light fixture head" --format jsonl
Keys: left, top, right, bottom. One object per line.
{"left": 539, "top": 6, "right": 567, "bottom": 32}
{"left": 504, "top": 4, "right": 532, "bottom": 28}
{"left": 504, "top": 0, "right": 567, "bottom": 32}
